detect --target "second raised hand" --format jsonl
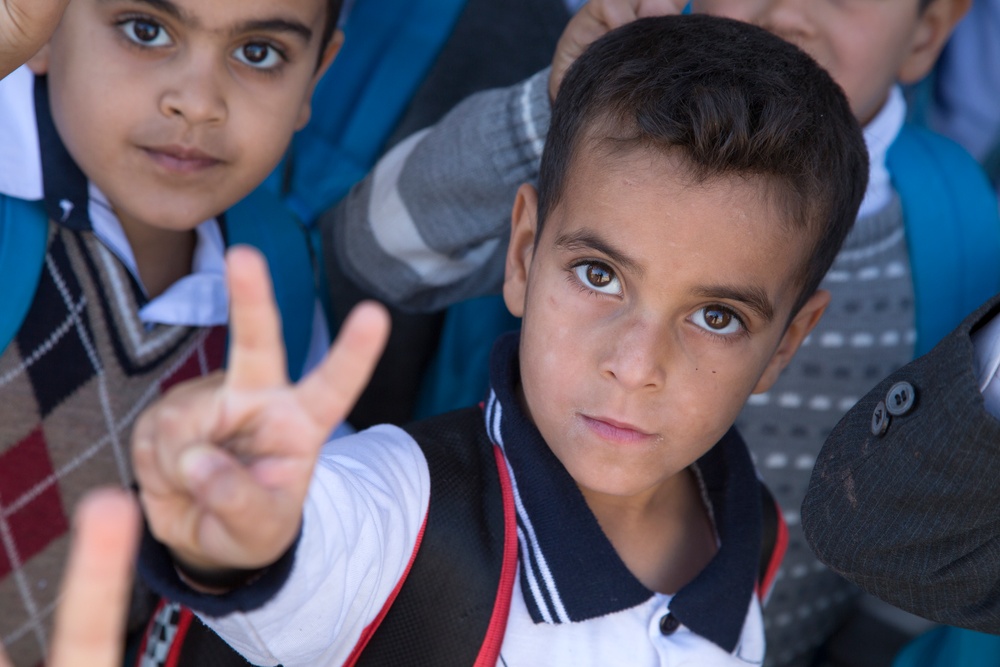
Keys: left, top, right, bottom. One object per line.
{"left": 133, "top": 245, "right": 390, "bottom": 577}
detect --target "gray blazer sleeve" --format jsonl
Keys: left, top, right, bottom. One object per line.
{"left": 802, "top": 293, "right": 1000, "bottom": 632}
{"left": 322, "top": 69, "right": 551, "bottom": 313}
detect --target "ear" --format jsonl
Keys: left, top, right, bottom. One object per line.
{"left": 502, "top": 183, "right": 539, "bottom": 319}
{"left": 897, "top": 0, "right": 971, "bottom": 84}
{"left": 752, "top": 290, "right": 831, "bottom": 394}
{"left": 26, "top": 44, "right": 51, "bottom": 75}
{"left": 295, "top": 29, "right": 344, "bottom": 130}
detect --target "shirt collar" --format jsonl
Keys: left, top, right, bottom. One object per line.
{"left": 482, "top": 332, "right": 764, "bottom": 653}
{"left": 859, "top": 85, "right": 906, "bottom": 219}
{"left": 0, "top": 72, "right": 230, "bottom": 327}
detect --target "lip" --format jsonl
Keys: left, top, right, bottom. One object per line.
{"left": 143, "top": 144, "right": 223, "bottom": 174}
{"left": 580, "top": 414, "right": 656, "bottom": 445}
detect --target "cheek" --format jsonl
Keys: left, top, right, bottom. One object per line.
{"left": 693, "top": 0, "right": 749, "bottom": 21}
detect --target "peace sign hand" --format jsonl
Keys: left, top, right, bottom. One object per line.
{"left": 133, "top": 246, "right": 390, "bottom": 579}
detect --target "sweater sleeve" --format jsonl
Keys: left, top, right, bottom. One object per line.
{"left": 322, "top": 69, "right": 551, "bottom": 313}
{"left": 139, "top": 425, "right": 431, "bottom": 667}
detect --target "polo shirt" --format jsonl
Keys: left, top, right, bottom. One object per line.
{"left": 143, "top": 333, "right": 776, "bottom": 666}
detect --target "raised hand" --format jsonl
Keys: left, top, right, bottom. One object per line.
{"left": 0, "top": 488, "right": 141, "bottom": 667}
{"left": 550, "top": 0, "right": 688, "bottom": 100}
{"left": 0, "top": 0, "right": 69, "bottom": 79}
{"left": 133, "top": 246, "right": 390, "bottom": 577}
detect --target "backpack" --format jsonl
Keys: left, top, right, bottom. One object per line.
{"left": 888, "top": 123, "right": 1000, "bottom": 356}
{"left": 0, "top": 186, "right": 319, "bottom": 381}
{"left": 141, "top": 406, "right": 785, "bottom": 667}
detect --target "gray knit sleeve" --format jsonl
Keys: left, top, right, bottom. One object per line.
{"left": 323, "top": 68, "right": 551, "bottom": 313}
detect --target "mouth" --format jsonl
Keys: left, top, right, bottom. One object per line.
{"left": 579, "top": 414, "right": 656, "bottom": 445}
{"left": 143, "top": 145, "right": 223, "bottom": 174}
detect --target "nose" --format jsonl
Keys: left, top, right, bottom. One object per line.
{"left": 600, "top": 316, "right": 668, "bottom": 392}
{"left": 159, "top": 52, "right": 227, "bottom": 125}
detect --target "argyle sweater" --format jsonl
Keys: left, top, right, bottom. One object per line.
{"left": 0, "top": 218, "right": 226, "bottom": 667}
{"left": 0, "top": 74, "right": 229, "bottom": 666}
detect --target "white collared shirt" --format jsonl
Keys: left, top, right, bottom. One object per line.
{"left": 859, "top": 85, "right": 906, "bottom": 220}
{"left": 0, "top": 64, "right": 334, "bottom": 383}
{"left": 0, "top": 65, "right": 229, "bottom": 328}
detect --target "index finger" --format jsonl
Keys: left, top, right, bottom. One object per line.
{"left": 48, "top": 489, "right": 140, "bottom": 667}
{"left": 224, "top": 245, "right": 289, "bottom": 391}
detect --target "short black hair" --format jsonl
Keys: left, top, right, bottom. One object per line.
{"left": 319, "top": 0, "right": 344, "bottom": 63}
{"left": 538, "top": 14, "right": 869, "bottom": 316}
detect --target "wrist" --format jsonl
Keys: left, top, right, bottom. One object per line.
{"left": 172, "top": 556, "right": 267, "bottom": 594}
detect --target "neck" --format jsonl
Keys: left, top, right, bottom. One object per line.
{"left": 582, "top": 468, "right": 717, "bottom": 594}
{"left": 118, "top": 214, "right": 197, "bottom": 299}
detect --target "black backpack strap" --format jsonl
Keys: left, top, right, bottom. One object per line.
{"left": 757, "top": 482, "right": 787, "bottom": 601}
{"left": 354, "top": 407, "right": 516, "bottom": 667}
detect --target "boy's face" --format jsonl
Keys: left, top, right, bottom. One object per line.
{"left": 693, "top": 0, "right": 966, "bottom": 125}
{"left": 29, "top": 0, "right": 338, "bottom": 234}
{"left": 503, "top": 147, "right": 827, "bottom": 506}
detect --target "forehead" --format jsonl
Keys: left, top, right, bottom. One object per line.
{"left": 542, "top": 145, "right": 812, "bottom": 308}
{"left": 92, "top": 0, "right": 328, "bottom": 32}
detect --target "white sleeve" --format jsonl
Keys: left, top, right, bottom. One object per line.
{"left": 973, "top": 310, "right": 1000, "bottom": 417}
{"left": 199, "top": 424, "right": 431, "bottom": 666}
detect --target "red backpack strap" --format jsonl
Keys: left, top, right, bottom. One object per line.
{"left": 756, "top": 482, "right": 788, "bottom": 603}
{"left": 352, "top": 407, "right": 516, "bottom": 666}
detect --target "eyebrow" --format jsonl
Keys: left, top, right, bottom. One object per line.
{"left": 694, "top": 284, "right": 776, "bottom": 324}
{"left": 554, "top": 230, "right": 644, "bottom": 278}
{"left": 103, "top": 0, "right": 314, "bottom": 42}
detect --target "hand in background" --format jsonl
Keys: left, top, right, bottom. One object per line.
{"left": 550, "top": 0, "right": 688, "bottom": 100}
{"left": 133, "top": 245, "right": 390, "bottom": 579}
{"left": 0, "top": 0, "right": 69, "bottom": 79}
{"left": 0, "top": 488, "right": 141, "bottom": 667}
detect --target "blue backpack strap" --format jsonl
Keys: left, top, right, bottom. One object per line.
{"left": 0, "top": 195, "right": 49, "bottom": 356}
{"left": 887, "top": 124, "right": 1000, "bottom": 357}
{"left": 225, "top": 185, "right": 316, "bottom": 381}
{"left": 274, "top": 0, "right": 470, "bottom": 225}
{"left": 893, "top": 627, "right": 1000, "bottom": 667}
{"left": 414, "top": 296, "right": 521, "bottom": 419}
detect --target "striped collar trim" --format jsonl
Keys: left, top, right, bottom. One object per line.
{"left": 482, "top": 332, "right": 764, "bottom": 653}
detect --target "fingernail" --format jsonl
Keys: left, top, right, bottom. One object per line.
{"left": 179, "top": 447, "right": 228, "bottom": 487}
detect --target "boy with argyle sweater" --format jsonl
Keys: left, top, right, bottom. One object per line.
{"left": 135, "top": 15, "right": 868, "bottom": 665}
{"left": 0, "top": 0, "right": 345, "bottom": 664}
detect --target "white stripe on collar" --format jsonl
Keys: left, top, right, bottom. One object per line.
{"left": 859, "top": 85, "right": 906, "bottom": 219}
{"left": 0, "top": 66, "right": 228, "bottom": 327}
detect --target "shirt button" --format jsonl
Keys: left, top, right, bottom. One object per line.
{"left": 659, "top": 613, "right": 680, "bottom": 635}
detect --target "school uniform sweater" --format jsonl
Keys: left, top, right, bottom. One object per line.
{"left": 0, "top": 74, "right": 228, "bottom": 667}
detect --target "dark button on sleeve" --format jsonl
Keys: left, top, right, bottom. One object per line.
{"left": 885, "top": 381, "right": 916, "bottom": 416}
{"left": 871, "top": 400, "right": 890, "bottom": 436}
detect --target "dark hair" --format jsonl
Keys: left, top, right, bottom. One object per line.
{"left": 318, "top": 0, "right": 345, "bottom": 64}
{"left": 538, "top": 14, "right": 869, "bottom": 316}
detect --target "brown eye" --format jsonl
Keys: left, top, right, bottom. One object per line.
{"left": 586, "top": 264, "right": 613, "bottom": 287}
{"left": 234, "top": 42, "right": 282, "bottom": 69}
{"left": 242, "top": 44, "right": 269, "bottom": 63}
{"left": 132, "top": 20, "right": 160, "bottom": 42}
{"left": 703, "top": 307, "right": 732, "bottom": 330}
{"left": 573, "top": 262, "right": 621, "bottom": 295}
{"left": 120, "top": 18, "right": 170, "bottom": 46}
